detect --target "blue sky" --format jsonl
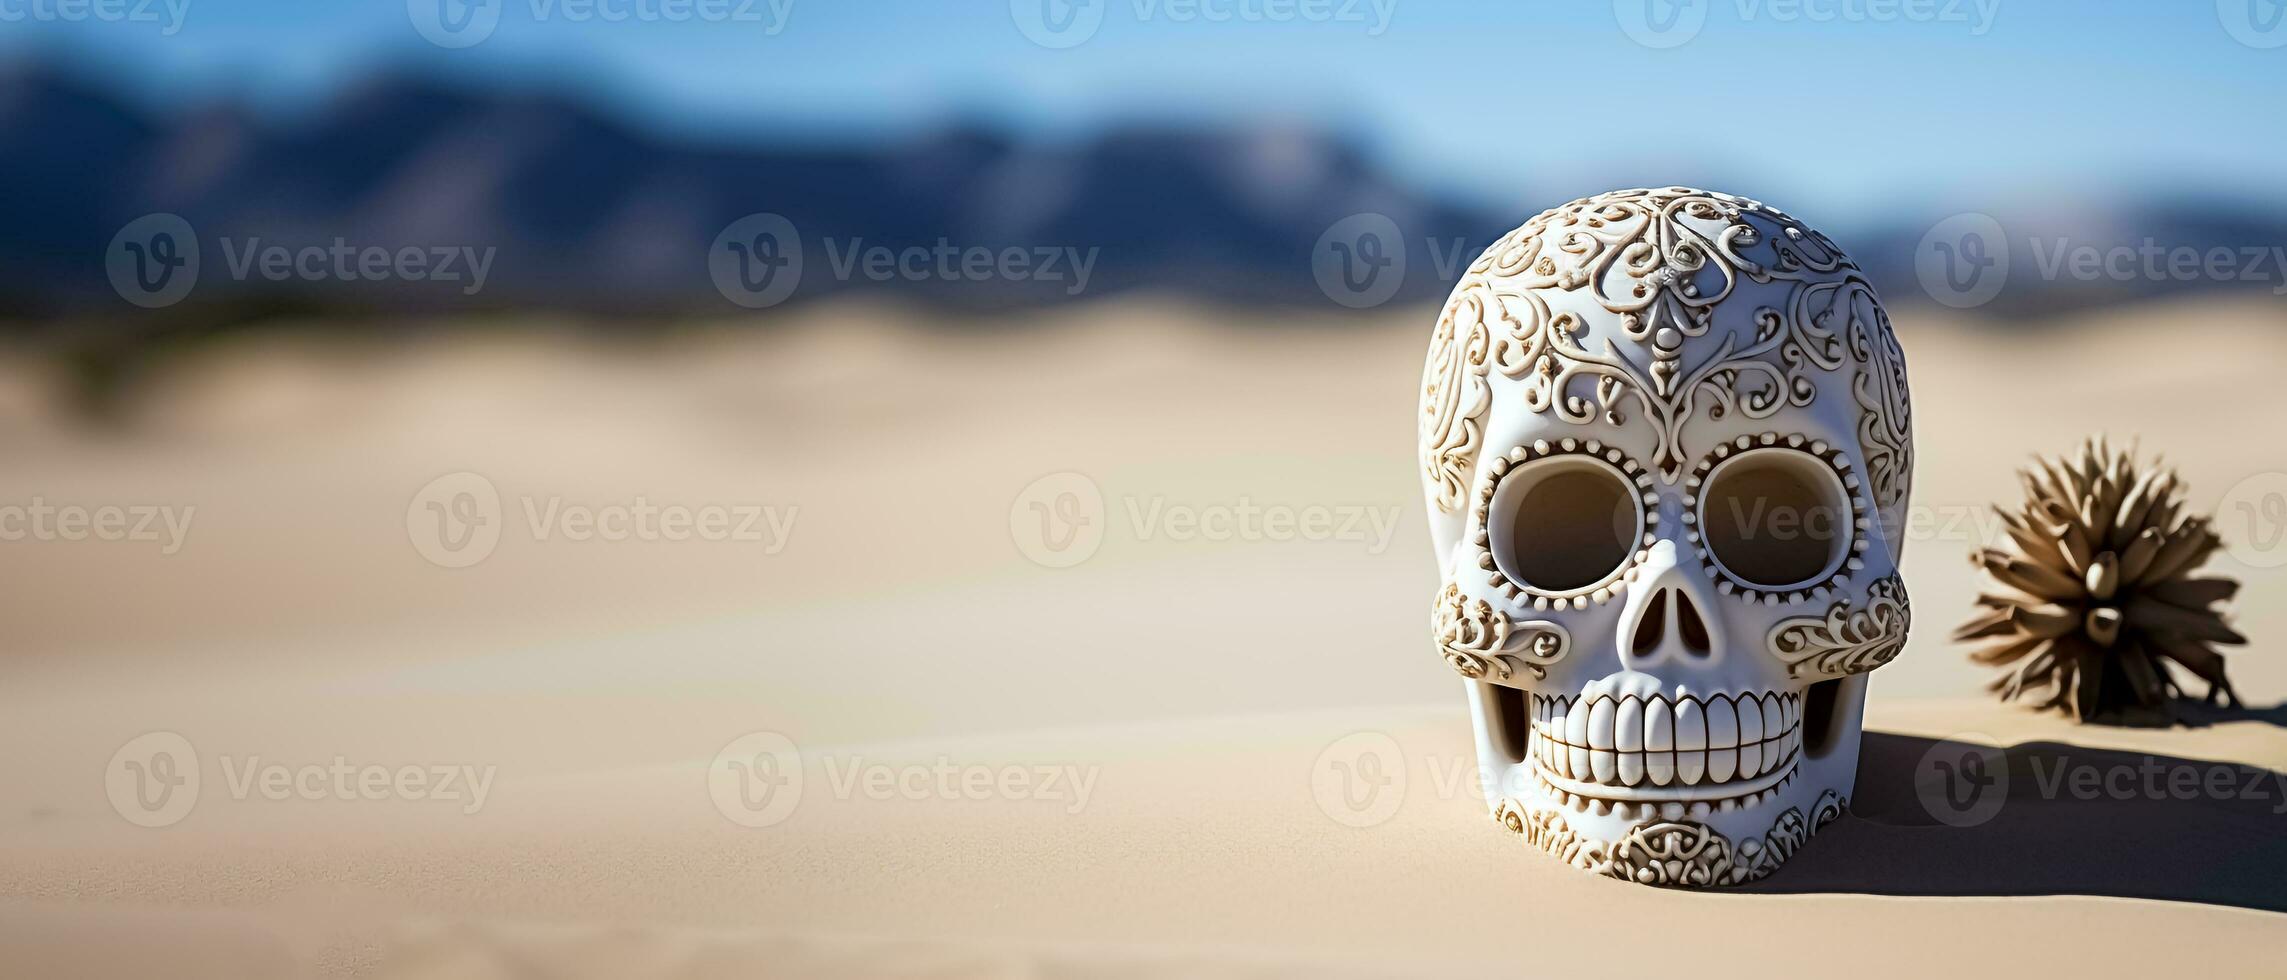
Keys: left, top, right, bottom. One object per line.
{"left": 8, "top": 0, "right": 2284, "bottom": 222}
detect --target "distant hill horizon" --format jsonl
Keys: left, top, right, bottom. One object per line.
{"left": 5, "top": 59, "right": 2284, "bottom": 328}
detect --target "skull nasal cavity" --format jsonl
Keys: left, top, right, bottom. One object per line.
{"left": 1675, "top": 591, "right": 1712, "bottom": 655}
{"left": 1630, "top": 589, "right": 1713, "bottom": 659}
{"left": 1629, "top": 589, "right": 1668, "bottom": 658}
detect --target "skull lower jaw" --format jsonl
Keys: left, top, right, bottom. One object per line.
{"left": 1486, "top": 686, "right": 1861, "bottom": 886}
{"left": 1491, "top": 783, "right": 1850, "bottom": 888}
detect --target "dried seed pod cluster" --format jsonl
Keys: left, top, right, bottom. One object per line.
{"left": 1956, "top": 438, "right": 2246, "bottom": 722}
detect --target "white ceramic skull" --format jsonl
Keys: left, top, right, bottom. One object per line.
{"left": 1420, "top": 187, "right": 1914, "bottom": 886}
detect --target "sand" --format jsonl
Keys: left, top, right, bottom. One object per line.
{"left": 2, "top": 295, "right": 2285, "bottom": 976}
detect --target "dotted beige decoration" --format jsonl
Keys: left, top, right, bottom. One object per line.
{"left": 1680, "top": 432, "right": 1869, "bottom": 605}
{"left": 1472, "top": 437, "right": 1658, "bottom": 611}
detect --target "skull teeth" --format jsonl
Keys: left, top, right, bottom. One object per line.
{"left": 1528, "top": 691, "right": 1801, "bottom": 800}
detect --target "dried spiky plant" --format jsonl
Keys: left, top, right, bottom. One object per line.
{"left": 1955, "top": 437, "right": 2246, "bottom": 722}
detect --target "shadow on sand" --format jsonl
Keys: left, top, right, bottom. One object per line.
{"left": 1740, "top": 726, "right": 2287, "bottom": 912}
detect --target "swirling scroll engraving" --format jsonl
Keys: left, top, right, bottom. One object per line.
{"left": 1432, "top": 583, "right": 1568, "bottom": 681}
{"left": 1849, "top": 292, "right": 1915, "bottom": 518}
{"left": 1769, "top": 575, "right": 1912, "bottom": 678}
{"left": 1493, "top": 790, "right": 1845, "bottom": 887}
{"left": 1420, "top": 289, "right": 1493, "bottom": 513}
{"left": 1417, "top": 187, "right": 1913, "bottom": 496}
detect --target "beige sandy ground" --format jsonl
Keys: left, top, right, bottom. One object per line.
{"left": 2, "top": 295, "right": 2285, "bottom": 976}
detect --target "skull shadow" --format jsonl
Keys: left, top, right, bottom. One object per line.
{"left": 1736, "top": 718, "right": 2287, "bottom": 913}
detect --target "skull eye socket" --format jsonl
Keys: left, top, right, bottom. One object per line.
{"left": 1697, "top": 448, "right": 1853, "bottom": 591}
{"left": 1488, "top": 455, "right": 1642, "bottom": 596}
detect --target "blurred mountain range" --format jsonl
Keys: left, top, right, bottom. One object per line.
{"left": 4, "top": 61, "right": 2285, "bottom": 324}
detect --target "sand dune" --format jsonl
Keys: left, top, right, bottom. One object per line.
{"left": 3, "top": 296, "right": 2285, "bottom": 976}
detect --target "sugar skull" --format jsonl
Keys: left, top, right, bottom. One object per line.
{"left": 1420, "top": 187, "right": 1914, "bottom": 886}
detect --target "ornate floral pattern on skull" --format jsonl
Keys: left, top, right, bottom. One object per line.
{"left": 1432, "top": 583, "right": 1568, "bottom": 681}
{"left": 1416, "top": 187, "right": 1915, "bottom": 500}
{"left": 1850, "top": 297, "right": 1915, "bottom": 520}
{"left": 1768, "top": 575, "right": 1912, "bottom": 678}
{"left": 1420, "top": 289, "right": 1493, "bottom": 513}
{"left": 1494, "top": 791, "right": 1845, "bottom": 887}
